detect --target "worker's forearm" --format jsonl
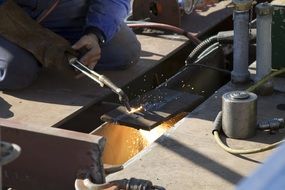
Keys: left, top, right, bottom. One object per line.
{"left": 0, "top": 0, "right": 71, "bottom": 69}
{"left": 86, "top": 0, "right": 130, "bottom": 42}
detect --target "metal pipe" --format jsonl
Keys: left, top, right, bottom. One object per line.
{"left": 232, "top": 11, "right": 250, "bottom": 83}
{"left": 231, "top": 0, "right": 253, "bottom": 83}
{"left": 255, "top": 3, "right": 274, "bottom": 94}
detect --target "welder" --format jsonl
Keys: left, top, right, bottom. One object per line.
{"left": 0, "top": 0, "right": 141, "bottom": 90}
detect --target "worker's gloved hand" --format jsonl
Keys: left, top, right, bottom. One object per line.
{"left": 0, "top": 0, "right": 74, "bottom": 69}
{"left": 72, "top": 34, "right": 101, "bottom": 70}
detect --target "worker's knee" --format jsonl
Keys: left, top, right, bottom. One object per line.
{"left": 0, "top": 59, "right": 40, "bottom": 90}
{"left": 96, "top": 23, "right": 141, "bottom": 71}
{"left": 0, "top": 37, "right": 41, "bottom": 90}
{"left": 110, "top": 37, "right": 141, "bottom": 70}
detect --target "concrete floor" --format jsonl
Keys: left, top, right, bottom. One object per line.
{"left": 107, "top": 78, "right": 285, "bottom": 189}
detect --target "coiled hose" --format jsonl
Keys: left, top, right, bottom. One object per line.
{"left": 213, "top": 68, "right": 285, "bottom": 154}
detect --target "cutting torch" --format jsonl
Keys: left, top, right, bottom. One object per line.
{"left": 68, "top": 56, "right": 131, "bottom": 112}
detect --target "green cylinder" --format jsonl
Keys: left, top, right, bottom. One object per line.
{"left": 272, "top": 2, "right": 285, "bottom": 69}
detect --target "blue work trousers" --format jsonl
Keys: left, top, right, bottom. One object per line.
{"left": 0, "top": 1, "right": 141, "bottom": 90}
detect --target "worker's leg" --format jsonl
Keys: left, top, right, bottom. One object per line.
{"left": 95, "top": 23, "right": 141, "bottom": 71}
{"left": 0, "top": 36, "right": 41, "bottom": 90}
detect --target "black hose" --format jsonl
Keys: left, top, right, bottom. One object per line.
{"left": 111, "top": 178, "right": 165, "bottom": 190}
{"left": 186, "top": 29, "right": 256, "bottom": 65}
{"left": 197, "top": 42, "right": 220, "bottom": 60}
{"left": 186, "top": 35, "right": 218, "bottom": 64}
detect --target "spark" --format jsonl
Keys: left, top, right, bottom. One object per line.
{"left": 127, "top": 106, "right": 143, "bottom": 114}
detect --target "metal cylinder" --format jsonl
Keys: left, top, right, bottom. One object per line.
{"left": 255, "top": 3, "right": 274, "bottom": 94}
{"left": 231, "top": 0, "right": 251, "bottom": 83}
{"left": 222, "top": 91, "right": 257, "bottom": 139}
{"left": 231, "top": 11, "right": 251, "bottom": 83}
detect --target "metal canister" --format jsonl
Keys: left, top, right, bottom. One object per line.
{"left": 222, "top": 91, "right": 257, "bottom": 139}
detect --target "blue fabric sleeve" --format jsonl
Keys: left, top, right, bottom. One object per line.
{"left": 87, "top": 0, "right": 130, "bottom": 42}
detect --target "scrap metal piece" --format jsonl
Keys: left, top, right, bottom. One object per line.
{"left": 101, "top": 89, "right": 203, "bottom": 130}
{"left": 75, "top": 177, "right": 165, "bottom": 190}
{"left": 0, "top": 141, "right": 21, "bottom": 166}
{"left": 258, "top": 118, "right": 285, "bottom": 132}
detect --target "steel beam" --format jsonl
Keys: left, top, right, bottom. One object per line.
{"left": 0, "top": 120, "right": 106, "bottom": 190}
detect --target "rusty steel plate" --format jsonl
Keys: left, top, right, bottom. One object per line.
{"left": 101, "top": 88, "right": 203, "bottom": 130}
{"left": 1, "top": 121, "right": 106, "bottom": 190}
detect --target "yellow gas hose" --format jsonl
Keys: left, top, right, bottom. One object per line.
{"left": 213, "top": 68, "right": 285, "bottom": 154}
{"left": 213, "top": 131, "right": 284, "bottom": 154}
{"left": 247, "top": 68, "right": 285, "bottom": 92}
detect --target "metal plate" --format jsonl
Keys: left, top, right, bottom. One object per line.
{"left": 0, "top": 35, "right": 187, "bottom": 129}
{"left": 1, "top": 121, "right": 106, "bottom": 190}
{"left": 101, "top": 88, "right": 203, "bottom": 130}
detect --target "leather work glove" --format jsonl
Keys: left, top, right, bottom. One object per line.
{"left": 0, "top": 0, "right": 74, "bottom": 69}
{"left": 72, "top": 33, "right": 101, "bottom": 71}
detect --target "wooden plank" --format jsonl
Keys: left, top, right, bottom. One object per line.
{"left": 1, "top": 120, "right": 106, "bottom": 190}
{"left": 0, "top": 35, "right": 187, "bottom": 128}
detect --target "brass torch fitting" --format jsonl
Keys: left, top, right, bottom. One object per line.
{"left": 232, "top": 0, "right": 253, "bottom": 11}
